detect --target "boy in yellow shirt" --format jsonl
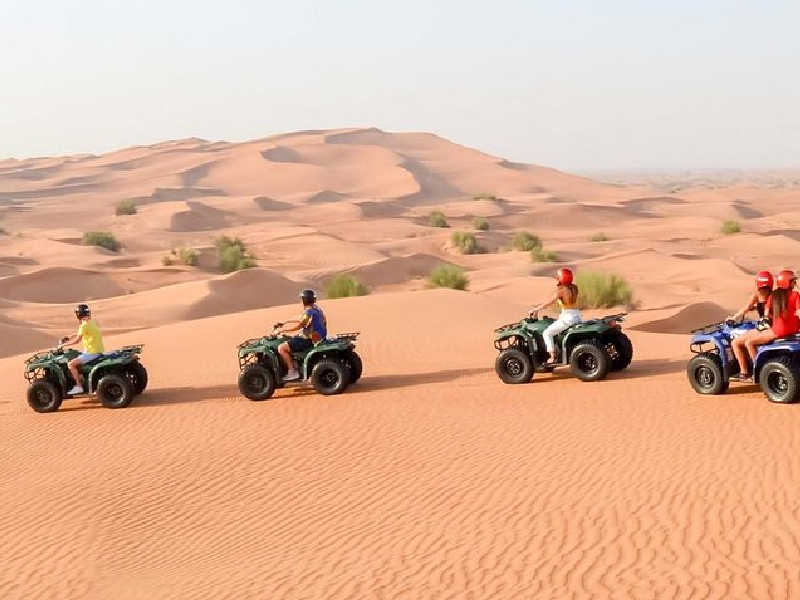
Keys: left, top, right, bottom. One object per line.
{"left": 60, "top": 304, "right": 105, "bottom": 395}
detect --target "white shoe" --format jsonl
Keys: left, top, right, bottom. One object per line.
{"left": 283, "top": 370, "right": 300, "bottom": 382}
{"left": 67, "top": 385, "right": 84, "bottom": 395}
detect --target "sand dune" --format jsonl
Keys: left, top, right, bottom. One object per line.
{"left": 632, "top": 301, "right": 730, "bottom": 334}
{"left": 2, "top": 129, "right": 800, "bottom": 599}
{"left": 2, "top": 291, "right": 799, "bottom": 599}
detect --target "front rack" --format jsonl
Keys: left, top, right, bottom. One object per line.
{"left": 690, "top": 321, "right": 728, "bottom": 335}
{"left": 494, "top": 321, "right": 521, "bottom": 333}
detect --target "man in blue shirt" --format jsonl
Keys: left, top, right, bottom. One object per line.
{"left": 277, "top": 289, "right": 328, "bottom": 381}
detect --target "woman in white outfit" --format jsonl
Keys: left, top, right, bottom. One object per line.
{"left": 529, "top": 268, "right": 581, "bottom": 365}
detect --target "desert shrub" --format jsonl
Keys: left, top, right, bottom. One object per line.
{"left": 428, "top": 264, "right": 468, "bottom": 290}
{"left": 115, "top": 200, "right": 137, "bottom": 216}
{"left": 83, "top": 231, "right": 120, "bottom": 252}
{"left": 511, "top": 231, "right": 542, "bottom": 251}
{"left": 161, "top": 255, "right": 174, "bottom": 266}
{"left": 215, "top": 236, "right": 256, "bottom": 273}
{"left": 451, "top": 231, "right": 486, "bottom": 255}
{"left": 575, "top": 271, "right": 633, "bottom": 309}
{"left": 176, "top": 247, "right": 198, "bottom": 266}
{"left": 589, "top": 232, "right": 610, "bottom": 242}
{"left": 473, "top": 193, "right": 497, "bottom": 201}
{"left": 324, "top": 274, "right": 370, "bottom": 299}
{"left": 721, "top": 220, "right": 741, "bottom": 234}
{"left": 429, "top": 210, "right": 449, "bottom": 228}
{"left": 472, "top": 217, "right": 490, "bottom": 231}
{"left": 0, "top": 227, "right": 7, "bottom": 235}
{"left": 530, "top": 247, "right": 559, "bottom": 262}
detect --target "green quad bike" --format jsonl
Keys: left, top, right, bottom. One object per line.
{"left": 24, "top": 343, "right": 148, "bottom": 413}
{"left": 237, "top": 322, "right": 363, "bottom": 401}
{"left": 494, "top": 310, "right": 632, "bottom": 383}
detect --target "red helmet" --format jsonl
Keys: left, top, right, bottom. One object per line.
{"left": 756, "top": 270, "right": 774, "bottom": 289}
{"left": 776, "top": 269, "right": 797, "bottom": 289}
{"left": 556, "top": 268, "right": 574, "bottom": 286}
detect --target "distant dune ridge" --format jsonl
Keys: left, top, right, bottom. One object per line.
{"left": 1, "top": 127, "right": 798, "bottom": 359}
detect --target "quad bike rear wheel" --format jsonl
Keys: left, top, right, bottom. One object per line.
{"left": 569, "top": 340, "right": 611, "bottom": 382}
{"left": 343, "top": 351, "right": 363, "bottom": 384}
{"left": 238, "top": 364, "right": 277, "bottom": 401}
{"left": 686, "top": 353, "right": 728, "bottom": 395}
{"left": 759, "top": 356, "right": 800, "bottom": 404}
{"left": 311, "top": 360, "right": 349, "bottom": 395}
{"left": 127, "top": 362, "right": 149, "bottom": 395}
{"left": 97, "top": 373, "right": 135, "bottom": 409}
{"left": 27, "top": 379, "right": 63, "bottom": 413}
{"left": 606, "top": 332, "right": 633, "bottom": 371}
{"left": 495, "top": 348, "right": 534, "bottom": 384}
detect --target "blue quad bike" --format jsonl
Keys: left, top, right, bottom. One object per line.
{"left": 686, "top": 318, "right": 800, "bottom": 403}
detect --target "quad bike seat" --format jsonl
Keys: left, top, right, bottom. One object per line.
{"left": 772, "top": 334, "right": 800, "bottom": 344}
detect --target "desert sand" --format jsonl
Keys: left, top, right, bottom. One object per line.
{"left": 1, "top": 128, "right": 800, "bottom": 599}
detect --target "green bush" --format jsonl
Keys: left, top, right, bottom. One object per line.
{"left": 530, "top": 247, "right": 559, "bottom": 262}
{"left": 177, "top": 247, "right": 199, "bottom": 266}
{"left": 161, "top": 255, "right": 174, "bottom": 266}
{"left": 473, "top": 193, "right": 497, "bottom": 201}
{"left": 83, "top": 231, "right": 120, "bottom": 252}
{"left": 589, "top": 232, "right": 610, "bottom": 242}
{"left": 472, "top": 217, "right": 490, "bottom": 231}
{"left": 511, "top": 231, "right": 542, "bottom": 251}
{"left": 429, "top": 210, "right": 449, "bottom": 228}
{"left": 215, "top": 236, "right": 256, "bottom": 273}
{"left": 721, "top": 220, "right": 741, "bottom": 234}
{"left": 575, "top": 271, "right": 633, "bottom": 309}
{"left": 451, "top": 231, "right": 485, "bottom": 255}
{"left": 324, "top": 274, "right": 370, "bottom": 299}
{"left": 428, "top": 264, "right": 468, "bottom": 290}
{"left": 115, "top": 200, "right": 137, "bottom": 216}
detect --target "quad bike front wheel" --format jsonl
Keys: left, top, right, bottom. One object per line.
{"left": 126, "top": 362, "right": 149, "bottom": 395}
{"left": 759, "top": 357, "right": 800, "bottom": 404}
{"left": 495, "top": 348, "right": 534, "bottom": 384}
{"left": 27, "top": 379, "right": 63, "bottom": 413}
{"left": 97, "top": 374, "right": 135, "bottom": 409}
{"left": 311, "top": 360, "right": 349, "bottom": 395}
{"left": 238, "top": 364, "right": 277, "bottom": 401}
{"left": 686, "top": 353, "right": 728, "bottom": 395}
{"left": 569, "top": 340, "right": 611, "bottom": 382}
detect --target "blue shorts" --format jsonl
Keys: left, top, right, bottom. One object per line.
{"left": 78, "top": 353, "right": 102, "bottom": 362}
{"left": 287, "top": 337, "right": 314, "bottom": 353}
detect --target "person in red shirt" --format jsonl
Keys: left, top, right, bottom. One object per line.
{"left": 730, "top": 270, "right": 773, "bottom": 378}
{"left": 734, "top": 269, "right": 800, "bottom": 383}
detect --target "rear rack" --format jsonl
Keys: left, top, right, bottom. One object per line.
{"left": 335, "top": 332, "right": 360, "bottom": 341}
{"left": 120, "top": 344, "right": 144, "bottom": 354}
{"left": 601, "top": 312, "right": 627, "bottom": 322}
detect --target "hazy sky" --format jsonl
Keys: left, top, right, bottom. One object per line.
{"left": 2, "top": 0, "right": 798, "bottom": 169}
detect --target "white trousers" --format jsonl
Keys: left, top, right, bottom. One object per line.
{"left": 542, "top": 309, "right": 582, "bottom": 354}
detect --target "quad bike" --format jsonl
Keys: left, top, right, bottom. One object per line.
{"left": 23, "top": 343, "right": 148, "bottom": 413}
{"left": 236, "top": 322, "right": 363, "bottom": 401}
{"left": 494, "top": 310, "right": 632, "bottom": 383}
{"left": 686, "top": 318, "right": 800, "bottom": 403}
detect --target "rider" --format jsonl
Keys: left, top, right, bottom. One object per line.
{"left": 276, "top": 289, "right": 328, "bottom": 381}
{"left": 60, "top": 303, "right": 105, "bottom": 395}
{"left": 530, "top": 267, "right": 581, "bottom": 365}
{"left": 734, "top": 269, "right": 800, "bottom": 383}
{"left": 730, "top": 270, "right": 773, "bottom": 378}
